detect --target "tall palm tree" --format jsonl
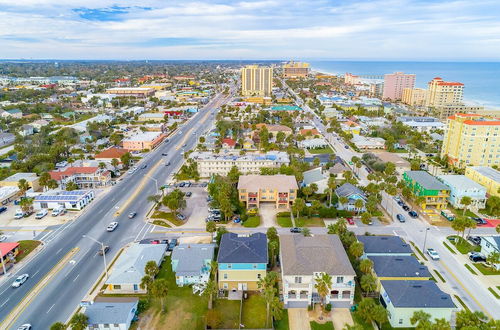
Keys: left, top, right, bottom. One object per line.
{"left": 203, "top": 278, "right": 218, "bottom": 309}
{"left": 150, "top": 278, "right": 169, "bottom": 313}
{"left": 349, "top": 242, "right": 364, "bottom": 259}
{"left": 69, "top": 312, "right": 88, "bottom": 330}
{"left": 460, "top": 196, "right": 472, "bottom": 215}
{"left": 314, "top": 273, "right": 333, "bottom": 310}
{"left": 360, "top": 274, "right": 377, "bottom": 293}
{"left": 258, "top": 272, "right": 279, "bottom": 327}
{"left": 17, "top": 179, "right": 30, "bottom": 196}
{"left": 327, "top": 176, "right": 336, "bottom": 206}
{"left": 144, "top": 260, "right": 159, "bottom": 278}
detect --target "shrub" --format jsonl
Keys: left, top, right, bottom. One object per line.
{"left": 137, "top": 298, "right": 150, "bottom": 314}
{"left": 325, "top": 304, "right": 332, "bottom": 311}
{"left": 318, "top": 206, "right": 337, "bottom": 218}
{"left": 277, "top": 212, "right": 291, "bottom": 217}
{"left": 308, "top": 304, "right": 314, "bottom": 311}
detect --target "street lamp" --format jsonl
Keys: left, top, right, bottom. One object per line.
{"left": 82, "top": 235, "right": 109, "bottom": 280}
{"left": 422, "top": 227, "right": 430, "bottom": 252}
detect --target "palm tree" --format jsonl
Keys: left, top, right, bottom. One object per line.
{"left": 39, "top": 172, "right": 51, "bottom": 191}
{"left": 327, "top": 176, "right": 336, "bottom": 206}
{"left": 150, "top": 278, "right": 169, "bottom": 313}
{"left": 339, "top": 196, "right": 348, "bottom": 209}
{"left": 360, "top": 274, "right": 377, "bottom": 293}
{"left": 69, "top": 312, "right": 88, "bottom": 330}
{"left": 98, "top": 162, "right": 106, "bottom": 170}
{"left": 50, "top": 322, "right": 67, "bottom": 330}
{"left": 19, "top": 197, "right": 34, "bottom": 214}
{"left": 314, "top": 273, "right": 333, "bottom": 310}
{"left": 17, "top": 179, "right": 30, "bottom": 196}
{"left": 410, "top": 310, "right": 432, "bottom": 329}
{"left": 202, "top": 278, "right": 218, "bottom": 309}
{"left": 111, "top": 158, "right": 120, "bottom": 171}
{"left": 140, "top": 275, "right": 153, "bottom": 292}
{"left": 354, "top": 199, "right": 364, "bottom": 214}
{"left": 359, "top": 259, "right": 373, "bottom": 274}
{"left": 460, "top": 196, "right": 472, "bottom": 215}
{"left": 258, "top": 272, "right": 279, "bottom": 327}
{"left": 302, "top": 227, "right": 311, "bottom": 237}
{"left": 206, "top": 221, "right": 217, "bottom": 240}
{"left": 349, "top": 241, "right": 364, "bottom": 259}
{"left": 144, "top": 260, "right": 159, "bottom": 278}
{"left": 268, "top": 239, "right": 279, "bottom": 268}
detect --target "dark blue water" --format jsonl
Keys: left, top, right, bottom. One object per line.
{"left": 309, "top": 61, "right": 500, "bottom": 109}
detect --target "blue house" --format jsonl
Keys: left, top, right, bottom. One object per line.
{"left": 335, "top": 183, "right": 367, "bottom": 212}
{"left": 171, "top": 244, "right": 215, "bottom": 287}
{"left": 437, "top": 175, "right": 487, "bottom": 210}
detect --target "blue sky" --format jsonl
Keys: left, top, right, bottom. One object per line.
{"left": 1, "top": 0, "right": 500, "bottom": 60}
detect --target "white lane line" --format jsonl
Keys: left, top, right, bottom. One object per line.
{"left": 56, "top": 248, "right": 62, "bottom": 255}
{"left": 73, "top": 274, "right": 80, "bottom": 282}
{"left": 33, "top": 270, "right": 40, "bottom": 277}
{"left": 47, "top": 303, "right": 55, "bottom": 313}
{"left": 134, "top": 222, "right": 149, "bottom": 241}
{"left": 0, "top": 298, "right": 10, "bottom": 308}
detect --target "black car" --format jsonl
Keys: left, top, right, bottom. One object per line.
{"left": 344, "top": 145, "right": 349, "bottom": 149}
{"left": 467, "top": 236, "right": 482, "bottom": 246}
{"left": 141, "top": 164, "right": 147, "bottom": 169}
{"left": 471, "top": 217, "right": 487, "bottom": 225}
{"left": 397, "top": 200, "right": 405, "bottom": 206}
{"left": 0, "top": 206, "right": 7, "bottom": 214}
{"left": 186, "top": 192, "right": 192, "bottom": 197}
{"left": 179, "top": 182, "right": 186, "bottom": 187}
{"left": 408, "top": 211, "right": 418, "bottom": 218}
{"left": 162, "top": 153, "right": 168, "bottom": 156}
{"left": 396, "top": 214, "right": 406, "bottom": 223}
{"left": 469, "top": 253, "right": 486, "bottom": 262}
{"left": 402, "top": 205, "right": 410, "bottom": 212}
{"left": 290, "top": 227, "right": 302, "bottom": 233}
{"left": 167, "top": 239, "right": 178, "bottom": 251}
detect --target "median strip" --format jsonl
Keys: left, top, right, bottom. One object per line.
{"left": 1, "top": 247, "right": 80, "bottom": 329}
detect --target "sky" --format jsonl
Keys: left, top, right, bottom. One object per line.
{"left": 1, "top": 0, "right": 500, "bottom": 60}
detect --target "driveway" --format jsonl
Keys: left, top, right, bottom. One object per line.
{"left": 288, "top": 308, "right": 311, "bottom": 330}
{"left": 259, "top": 203, "right": 278, "bottom": 228}
{"left": 331, "top": 308, "right": 354, "bottom": 330}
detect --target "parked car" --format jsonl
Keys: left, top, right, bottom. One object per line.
{"left": 186, "top": 192, "right": 192, "bottom": 197}
{"left": 468, "top": 252, "right": 486, "bottom": 262}
{"left": 35, "top": 209, "right": 48, "bottom": 219}
{"left": 12, "top": 274, "right": 29, "bottom": 288}
{"left": 471, "top": 217, "right": 487, "bottom": 225}
{"left": 98, "top": 246, "right": 110, "bottom": 255}
{"left": 106, "top": 222, "right": 119, "bottom": 232}
{"left": 467, "top": 236, "right": 482, "bottom": 246}
{"left": 141, "top": 164, "right": 147, "bottom": 169}
{"left": 0, "top": 206, "right": 7, "bottom": 214}
{"left": 185, "top": 182, "right": 191, "bottom": 187}
{"left": 397, "top": 200, "right": 404, "bottom": 207}
{"left": 344, "top": 145, "right": 349, "bottom": 149}
{"left": 426, "top": 248, "right": 440, "bottom": 260}
{"left": 201, "top": 182, "right": 208, "bottom": 187}
{"left": 408, "top": 211, "right": 418, "bottom": 218}
{"left": 51, "top": 206, "right": 66, "bottom": 216}
{"left": 162, "top": 153, "right": 168, "bottom": 156}
{"left": 396, "top": 214, "right": 406, "bottom": 223}
{"left": 168, "top": 239, "right": 178, "bottom": 251}
{"left": 165, "top": 161, "right": 171, "bottom": 166}
{"left": 14, "top": 209, "right": 25, "bottom": 219}
{"left": 128, "top": 212, "right": 137, "bottom": 219}
{"left": 176, "top": 213, "right": 186, "bottom": 221}
{"left": 402, "top": 205, "right": 410, "bottom": 212}
{"left": 346, "top": 217, "right": 355, "bottom": 225}
{"left": 290, "top": 227, "right": 302, "bottom": 233}
{"left": 0, "top": 235, "right": 7, "bottom": 242}
{"left": 17, "top": 324, "right": 31, "bottom": 330}
{"left": 178, "top": 182, "right": 186, "bottom": 187}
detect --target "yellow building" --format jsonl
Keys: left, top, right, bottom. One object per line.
{"left": 238, "top": 175, "right": 298, "bottom": 209}
{"left": 243, "top": 96, "right": 272, "bottom": 105}
{"left": 241, "top": 65, "right": 273, "bottom": 97}
{"left": 441, "top": 113, "right": 500, "bottom": 167}
{"left": 434, "top": 104, "right": 485, "bottom": 120}
{"left": 283, "top": 61, "right": 310, "bottom": 78}
{"left": 402, "top": 88, "right": 427, "bottom": 106}
{"left": 465, "top": 166, "right": 500, "bottom": 197}
{"left": 426, "top": 77, "right": 464, "bottom": 107}
{"left": 0, "top": 173, "right": 40, "bottom": 191}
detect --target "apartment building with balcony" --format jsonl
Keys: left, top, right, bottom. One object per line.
{"left": 283, "top": 61, "right": 310, "bottom": 79}
{"left": 403, "top": 171, "right": 450, "bottom": 211}
{"left": 425, "top": 77, "right": 464, "bottom": 107}
{"left": 189, "top": 151, "right": 290, "bottom": 178}
{"left": 465, "top": 166, "right": 500, "bottom": 197}
{"left": 49, "top": 166, "right": 111, "bottom": 190}
{"left": 279, "top": 235, "right": 356, "bottom": 308}
{"left": 238, "top": 175, "right": 298, "bottom": 209}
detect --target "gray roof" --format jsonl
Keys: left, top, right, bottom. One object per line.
{"left": 280, "top": 235, "right": 355, "bottom": 276}
{"left": 381, "top": 280, "right": 456, "bottom": 308}
{"left": 405, "top": 171, "right": 449, "bottom": 191}
{"left": 217, "top": 233, "right": 268, "bottom": 264}
{"left": 437, "top": 175, "right": 486, "bottom": 191}
{"left": 356, "top": 236, "right": 413, "bottom": 254}
{"left": 302, "top": 167, "right": 327, "bottom": 185}
{"left": 85, "top": 299, "right": 138, "bottom": 325}
{"left": 105, "top": 243, "right": 166, "bottom": 285}
{"left": 335, "top": 183, "right": 366, "bottom": 199}
{"left": 328, "top": 162, "right": 349, "bottom": 174}
{"left": 368, "top": 256, "right": 431, "bottom": 278}
{"left": 172, "top": 244, "right": 215, "bottom": 276}
{"left": 469, "top": 166, "right": 500, "bottom": 183}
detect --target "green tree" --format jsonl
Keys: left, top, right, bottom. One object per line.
{"left": 17, "top": 178, "right": 30, "bottom": 196}
{"left": 487, "top": 251, "right": 500, "bottom": 266}
{"left": 68, "top": 312, "right": 88, "bottom": 330}
{"left": 327, "top": 218, "right": 347, "bottom": 235}
{"left": 19, "top": 197, "right": 34, "bottom": 213}
{"left": 268, "top": 239, "right": 279, "bottom": 268}
{"left": 202, "top": 278, "right": 218, "bottom": 310}
{"left": 66, "top": 181, "right": 78, "bottom": 191}
{"left": 360, "top": 212, "right": 372, "bottom": 225}
{"left": 266, "top": 227, "right": 279, "bottom": 241}
{"left": 98, "top": 162, "right": 106, "bottom": 170}
{"left": 206, "top": 221, "right": 217, "bottom": 240}
{"left": 349, "top": 241, "right": 364, "bottom": 259}
{"left": 328, "top": 176, "right": 336, "bottom": 206}
{"left": 460, "top": 196, "right": 472, "bottom": 215}
{"left": 410, "top": 310, "right": 432, "bottom": 329}
{"left": 120, "top": 152, "right": 132, "bottom": 169}
{"left": 258, "top": 271, "right": 279, "bottom": 327}
{"left": 39, "top": 172, "right": 51, "bottom": 191}
{"left": 359, "top": 259, "right": 373, "bottom": 274}
{"left": 227, "top": 165, "right": 241, "bottom": 184}
{"left": 292, "top": 198, "right": 306, "bottom": 218}
{"left": 162, "top": 189, "right": 186, "bottom": 215}
{"left": 455, "top": 310, "right": 488, "bottom": 328}
{"left": 451, "top": 216, "right": 468, "bottom": 239}
{"left": 432, "top": 318, "right": 451, "bottom": 330}
{"left": 50, "top": 322, "right": 67, "bottom": 330}
{"left": 145, "top": 260, "right": 159, "bottom": 278}
{"left": 357, "top": 298, "right": 387, "bottom": 327}
{"left": 302, "top": 227, "right": 311, "bottom": 237}
{"left": 360, "top": 274, "right": 377, "bottom": 293}
{"left": 354, "top": 199, "right": 364, "bottom": 213}
{"left": 47, "top": 179, "right": 59, "bottom": 190}
{"left": 205, "top": 309, "right": 223, "bottom": 328}
{"left": 314, "top": 273, "right": 333, "bottom": 309}
{"left": 302, "top": 186, "right": 313, "bottom": 201}
{"left": 111, "top": 158, "right": 119, "bottom": 171}
{"left": 150, "top": 278, "right": 168, "bottom": 313}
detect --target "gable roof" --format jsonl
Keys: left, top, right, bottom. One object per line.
{"left": 106, "top": 243, "right": 166, "bottom": 284}
{"left": 95, "top": 147, "right": 129, "bottom": 159}
{"left": 381, "top": 280, "right": 456, "bottom": 308}
{"left": 357, "top": 235, "right": 412, "bottom": 254}
{"left": 335, "top": 183, "right": 366, "bottom": 199}
{"left": 368, "top": 256, "right": 431, "bottom": 278}
{"left": 222, "top": 138, "right": 236, "bottom": 147}
{"left": 85, "top": 298, "right": 138, "bottom": 325}
{"left": 217, "top": 233, "right": 268, "bottom": 264}
{"left": 405, "top": 171, "right": 449, "bottom": 191}
{"left": 172, "top": 244, "right": 215, "bottom": 276}
{"left": 302, "top": 167, "right": 327, "bottom": 185}
{"left": 49, "top": 167, "right": 99, "bottom": 181}
{"left": 280, "top": 235, "right": 355, "bottom": 276}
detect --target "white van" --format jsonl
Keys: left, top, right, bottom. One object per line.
{"left": 51, "top": 206, "right": 66, "bottom": 216}
{"left": 35, "top": 209, "right": 48, "bottom": 219}
{"left": 14, "top": 209, "right": 25, "bottom": 219}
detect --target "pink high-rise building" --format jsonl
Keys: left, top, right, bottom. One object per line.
{"left": 382, "top": 72, "right": 416, "bottom": 101}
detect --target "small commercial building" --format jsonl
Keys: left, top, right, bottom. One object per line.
{"left": 217, "top": 233, "right": 267, "bottom": 291}
{"left": 137, "top": 113, "right": 165, "bottom": 122}
{"left": 105, "top": 87, "right": 155, "bottom": 98}
{"left": 122, "top": 132, "right": 165, "bottom": 151}
{"left": 380, "top": 280, "right": 456, "bottom": 328}
{"left": 0, "top": 242, "right": 20, "bottom": 269}
{"left": 238, "top": 175, "right": 298, "bottom": 209}
{"left": 84, "top": 297, "right": 138, "bottom": 330}
{"left": 171, "top": 244, "right": 215, "bottom": 287}
{"left": 0, "top": 186, "right": 20, "bottom": 204}
{"left": 94, "top": 147, "right": 129, "bottom": 163}
{"left": 351, "top": 136, "right": 385, "bottom": 149}
{"left": 33, "top": 190, "right": 95, "bottom": 210}
{"left": 105, "top": 243, "right": 167, "bottom": 294}
{"left": 299, "top": 138, "right": 328, "bottom": 149}
{"left": 438, "top": 175, "right": 487, "bottom": 209}
{"left": 49, "top": 167, "right": 111, "bottom": 190}
{"left": 465, "top": 166, "right": 500, "bottom": 197}
{"left": 0, "top": 173, "right": 40, "bottom": 191}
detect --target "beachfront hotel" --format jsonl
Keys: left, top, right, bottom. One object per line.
{"left": 241, "top": 65, "right": 273, "bottom": 97}
{"left": 425, "top": 77, "right": 464, "bottom": 107}
{"left": 382, "top": 72, "right": 416, "bottom": 101}
{"left": 402, "top": 88, "right": 427, "bottom": 106}
{"left": 441, "top": 113, "right": 500, "bottom": 168}
{"left": 283, "top": 61, "right": 310, "bottom": 78}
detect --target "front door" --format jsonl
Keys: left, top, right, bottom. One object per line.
{"left": 238, "top": 283, "right": 248, "bottom": 291}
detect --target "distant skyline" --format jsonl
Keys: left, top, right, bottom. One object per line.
{"left": 1, "top": 0, "right": 500, "bottom": 60}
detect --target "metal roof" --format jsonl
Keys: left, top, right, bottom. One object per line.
{"left": 405, "top": 171, "right": 450, "bottom": 191}
{"left": 217, "top": 233, "right": 268, "bottom": 264}
{"left": 381, "top": 280, "right": 456, "bottom": 308}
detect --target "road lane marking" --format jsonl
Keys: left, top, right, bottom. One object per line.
{"left": 0, "top": 298, "right": 9, "bottom": 308}
{"left": 1, "top": 247, "right": 79, "bottom": 328}
{"left": 56, "top": 248, "right": 62, "bottom": 255}
{"left": 47, "top": 304, "right": 55, "bottom": 314}
{"left": 33, "top": 270, "right": 40, "bottom": 277}
{"left": 73, "top": 274, "right": 80, "bottom": 282}
{"left": 439, "top": 260, "right": 492, "bottom": 318}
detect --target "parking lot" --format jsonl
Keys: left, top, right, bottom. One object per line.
{"left": 176, "top": 185, "right": 209, "bottom": 227}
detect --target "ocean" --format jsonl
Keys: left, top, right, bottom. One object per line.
{"left": 309, "top": 61, "right": 500, "bottom": 109}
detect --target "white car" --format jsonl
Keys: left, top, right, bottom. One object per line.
{"left": 12, "top": 274, "right": 29, "bottom": 288}
{"left": 35, "top": 209, "right": 48, "bottom": 219}
{"left": 17, "top": 325, "right": 31, "bottom": 330}
{"left": 426, "top": 248, "right": 440, "bottom": 260}
{"left": 0, "top": 235, "right": 7, "bottom": 242}
{"left": 107, "top": 222, "right": 119, "bottom": 232}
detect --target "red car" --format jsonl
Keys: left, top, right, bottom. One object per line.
{"left": 346, "top": 217, "right": 355, "bottom": 225}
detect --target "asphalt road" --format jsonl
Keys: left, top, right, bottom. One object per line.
{"left": 0, "top": 89, "right": 234, "bottom": 329}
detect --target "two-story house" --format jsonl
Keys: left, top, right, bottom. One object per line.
{"left": 335, "top": 183, "right": 367, "bottom": 213}
{"left": 238, "top": 175, "right": 298, "bottom": 209}
{"left": 49, "top": 166, "right": 112, "bottom": 190}
{"left": 171, "top": 244, "right": 215, "bottom": 287}
{"left": 403, "top": 171, "right": 450, "bottom": 210}
{"left": 280, "top": 235, "right": 356, "bottom": 308}
{"left": 217, "top": 233, "right": 268, "bottom": 291}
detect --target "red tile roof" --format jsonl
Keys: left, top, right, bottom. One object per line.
{"left": 463, "top": 120, "right": 500, "bottom": 126}
{"left": 95, "top": 147, "right": 129, "bottom": 159}
{"left": 300, "top": 128, "right": 319, "bottom": 135}
{"left": 222, "top": 138, "right": 236, "bottom": 147}
{"left": 49, "top": 167, "right": 99, "bottom": 181}
{"left": 0, "top": 242, "right": 19, "bottom": 257}
{"left": 437, "top": 82, "right": 464, "bottom": 86}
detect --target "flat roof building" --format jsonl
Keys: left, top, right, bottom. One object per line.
{"left": 122, "top": 132, "right": 165, "bottom": 151}
{"left": 465, "top": 166, "right": 500, "bottom": 197}
{"left": 105, "top": 87, "right": 155, "bottom": 97}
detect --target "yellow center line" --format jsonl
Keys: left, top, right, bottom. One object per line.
{"left": 439, "top": 260, "right": 492, "bottom": 318}
{"left": 1, "top": 247, "right": 80, "bottom": 329}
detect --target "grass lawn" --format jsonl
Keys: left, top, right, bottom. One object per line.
{"left": 433, "top": 270, "right": 446, "bottom": 283}
{"left": 310, "top": 321, "right": 334, "bottom": 330}
{"left": 132, "top": 256, "right": 209, "bottom": 330}
{"left": 277, "top": 216, "right": 293, "bottom": 227}
{"left": 243, "top": 216, "right": 261, "bottom": 228}
{"left": 152, "top": 220, "right": 171, "bottom": 227}
{"left": 274, "top": 312, "right": 289, "bottom": 330}
{"left": 296, "top": 217, "right": 325, "bottom": 227}
{"left": 16, "top": 240, "right": 41, "bottom": 262}
{"left": 488, "top": 287, "right": 500, "bottom": 299}
{"left": 410, "top": 242, "right": 428, "bottom": 261}
{"left": 448, "top": 236, "right": 480, "bottom": 254}
{"left": 442, "top": 241, "right": 456, "bottom": 254}
{"left": 473, "top": 263, "right": 500, "bottom": 276}
{"left": 152, "top": 211, "right": 184, "bottom": 226}
{"left": 464, "top": 264, "right": 478, "bottom": 275}
{"left": 454, "top": 295, "right": 470, "bottom": 311}
{"left": 213, "top": 299, "right": 240, "bottom": 329}
{"left": 309, "top": 146, "right": 334, "bottom": 154}
{"left": 449, "top": 207, "right": 478, "bottom": 218}
{"left": 241, "top": 294, "right": 269, "bottom": 328}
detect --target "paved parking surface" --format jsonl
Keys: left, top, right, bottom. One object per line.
{"left": 259, "top": 203, "right": 278, "bottom": 227}
{"left": 177, "top": 186, "right": 209, "bottom": 227}
{"left": 288, "top": 308, "right": 311, "bottom": 330}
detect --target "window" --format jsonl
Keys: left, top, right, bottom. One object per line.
{"left": 113, "top": 285, "right": 121, "bottom": 290}
{"left": 228, "top": 264, "right": 232, "bottom": 269}
{"left": 223, "top": 283, "right": 228, "bottom": 289}
{"left": 294, "top": 277, "right": 302, "bottom": 284}
{"left": 399, "top": 319, "right": 403, "bottom": 325}
{"left": 224, "top": 273, "right": 228, "bottom": 279}
{"left": 257, "top": 273, "right": 261, "bottom": 279}
{"left": 337, "top": 276, "right": 344, "bottom": 283}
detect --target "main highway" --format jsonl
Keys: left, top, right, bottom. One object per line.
{"left": 0, "top": 87, "right": 234, "bottom": 329}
